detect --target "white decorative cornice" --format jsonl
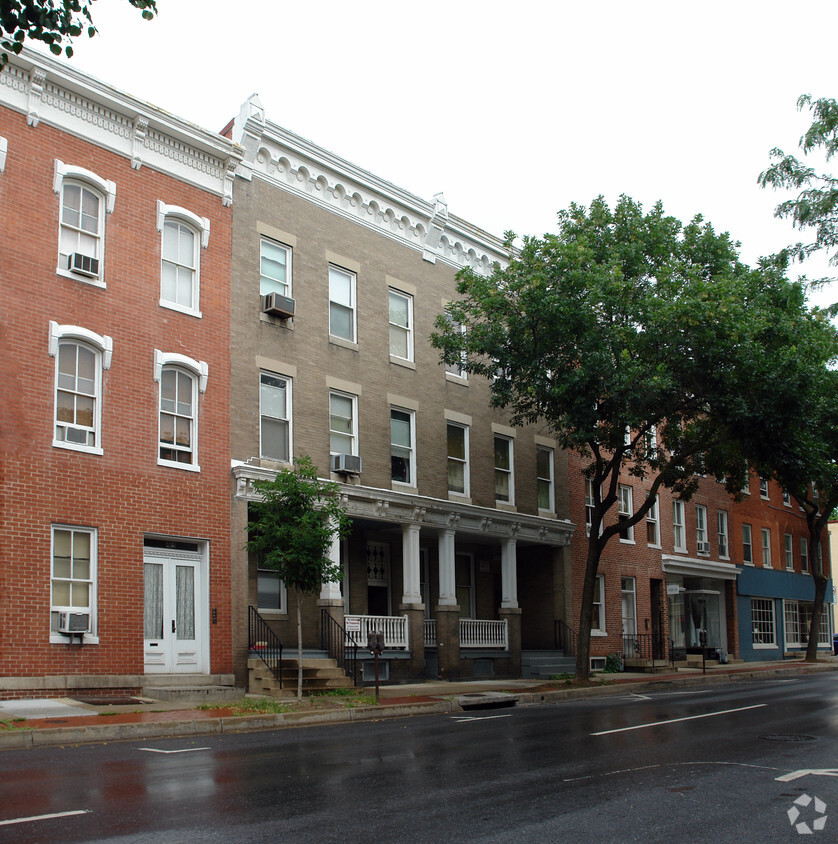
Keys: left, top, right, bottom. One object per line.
{"left": 231, "top": 464, "right": 574, "bottom": 547}
{"left": 231, "top": 94, "right": 508, "bottom": 273}
{"left": 0, "top": 48, "right": 242, "bottom": 204}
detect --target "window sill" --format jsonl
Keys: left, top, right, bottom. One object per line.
{"left": 495, "top": 501, "right": 517, "bottom": 513}
{"left": 259, "top": 312, "right": 294, "bottom": 329}
{"left": 538, "top": 508, "right": 556, "bottom": 519}
{"left": 56, "top": 267, "right": 106, "bottom": 288}
{"left": 390, "top": 355, "right": 416, "bottom": 370}
{"left": 329, "top": 335, "right": 359, "bottom": 351}
{"left": 53, "top": 440, "right": 103, "bottom": 456}
{"left": 445, "top": 372, "right": 468, "bottom": 385}
{"left": 673, "top": 547, "right": 688, "bottom": 555}
{"left": 256, "top": 609, "right": 288, "bottom": 618}
{"left": 619, "top": 538, "right": 636, "bottom": 545}
{"left": 159, "top": 300, "right": 202, "bottom": 319}
{"left": 753, "top": 643, "right": 777, "bottom": 650}
{"left": 647, "top": 543, "right": 662, "bottom": 550}
{"left": 392, "top": 482, "right": 418, "bottom": 492}
{"left": 449, "top": 492, "right": 472, "bottom": 505}
{"left": 591, "top": 630, "right": 608, "bottom": 637}
{"left": 50, "top": 633, "right": 99, "bottom": 645}
{"left": 157, "top": 458, "right": 201, "bottom": 472}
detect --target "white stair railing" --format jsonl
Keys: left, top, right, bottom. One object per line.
{"left": 459, "top": 618, "right": 508, "bottom": 649}
{"left": 344, "top": 614, "right": 409, "bottom": 649}
{"left": 424, "top": 619, "right": 437, "bottom": 647}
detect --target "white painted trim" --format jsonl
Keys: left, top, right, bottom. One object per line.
{"left": 156, "top": 200, "right": 210, "bottom": 248}
{"left": 153, "top": 349, "right": 208, "bottom": 393}
{"left": 49, "top": 321, "right": 113, "bottom": 369}
{"left": 53, "top": 159, "right": 116, "bottom": 212}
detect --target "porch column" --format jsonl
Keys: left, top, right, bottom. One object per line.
{"left": 399, "top": 523, "right": 425, "bottom": 677}
{"left": 318, "top": 528, "right": 344, "bottom": 631}
{"left": 436, "top": 529, "right": 461, "bottom": 680}
{"left": 499, "top": 537, "right": 521, "bottom": 676}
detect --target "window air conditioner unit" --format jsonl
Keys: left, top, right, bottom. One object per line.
{"left": 58, "top": 611, "right": 90, "bottom": 634}
{"left": 262, "top": 292, "right": 295, "bottom": 318}
{"left": 331, "top": 453, "right": 361, "bottom": 475}
{"left": 69, "top": 252, "right": 100, "bottom": 278}
{"left": 697, "top": 541, "right": 710, "bottom": 554}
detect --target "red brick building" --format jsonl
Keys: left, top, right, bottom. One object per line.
{"left": 0, "top": 50, "right": 241, "bottom": 698}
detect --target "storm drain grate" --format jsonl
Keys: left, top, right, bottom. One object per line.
{"left": 758, "top": 734, "right": 816, "bottom": 743}
{"left": 73, "top": 697, "right": 151, "bottom": 706}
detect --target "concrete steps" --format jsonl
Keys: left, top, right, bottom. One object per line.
{"left": 521, "top": 650, "right": 575, "bottom": 679}
{"left": 248, "top": 656, "right": 355, "bottom": 697}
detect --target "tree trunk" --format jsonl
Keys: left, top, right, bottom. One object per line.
{"left": 805, "top": 525, "right": 828, "bottom": 663}
{"left": 296, "top": 589, "right": 304, "bottom": 700}
{"left": 575, "top": 538, "right": 604, "bottom": 681}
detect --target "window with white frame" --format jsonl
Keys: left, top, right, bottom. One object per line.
{"left": 717, "top": 511, "right": 729, "bottom": 559}
{"left": 759, "top": 476, "right": 769, "bottom": 498}
{"left": 455, "top": 552, "right": 475, "bottom": 617}
{"left": 54, "top": 160, "right": 115, "bottom": 285}
{"left": 673, "top": 499, "right": 686, "bottom": 552}
{"left": 388, "top": 289, "right": 413, "bottom": 361}
{"left": 329, "top": 391, "right": 357, "bottom": 455}
{"left": 801, "top": 537, "right": 809, "bottom": 572}
{"left": 444, "top": 317, "right": 467, "bottom": 379}
{"left": 761, "top": 528, "right": 772, "bottom": 568}
{"left": 447, "top": 423, "right": 469, "bottom": 496}
{"left": 260, "top": 372, "right": 291, "bottom": 462}
{"left": 785, "top": 533, "right": 794, "bottom": 570}
{"left": 390, "top": 407, "right": 415, "bottom": 485}
{"left": 784, "top": 600, "right": 831, "bottom": 647}
{"left": 782, "top": 488, "right": 791, "bottom": 506}
{"left": 618, "top": 485, "right": 634, "bottom": 542}
{"left": 51, "top": 525, "right": 96, "bottom": 637}
{"left": 646, "top": 495, "right": 660, "bottom": 546}
{"left": 154, "top": 351, "right": 207, "bottom": 469}
{"left": 695, "top": 505, "right": 708, "bottom": 553}
{"left": 260, "top": 237, "right": 291, "bottom": 297}
{"left": 536, "top": 446, "right": 554, "bottom": 511}
{"left": 49, "top": 321, "right": 112, "bottom": 454}
{"left": 644, "top": 424, "right": 657, "bottom": 459}
{"left": 157, "top": 202, "right": 208, "bottom": 316}
{"left": 494, "top": 436, "right": 514, "bottom": 503}
{"left": 592, "top": 575, "right": 606, "bottom": 634}
{"left": 585, "top": 479, "right": 596, "bottom": 536}
{"left": 329, "top": 265, "right": 356, "bottom": 342}
{"left": 751, "top": 598, "right": 776, "bottom": 647}
{"left": 257, "top": 567, "right": 287, "bottom": 613}
{"left": 742, "top": 524, "right": 753, "bottom": 564}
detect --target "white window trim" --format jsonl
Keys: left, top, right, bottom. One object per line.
{"left": 0, "top": 136, "right": 7, "bottom": 172}
{"left": 718, "top": 510, "right": 729, "bottom": 560}
{"left": 494, "top": 434, "right": 515, "bottom": 506}
{"left": 329, "top": 265, "right": 357, "bottom": 344}
{"left": 761, "top": 527, "right": 772, "bottom": 568}
{"left": 257, "top": 566, "right": 288, "bottom": 616}
{"left": 447, "top": 422, "right": 470, "bottom": 499}
{"left": 259, "top": 236, "right": 293, "bottom": 298}
{"left": 695, "top": 504, "right": 708, "bottom": 555}
{"left": 154, "top": 350, "right": 207, "bottom": 471}
{"left": 390, "top": 406, "right": 416, "bottom": 489}
{"left": 785, "top": 533, "right": 794, "bottom": 570}
{"left": 54, "top": 159, "right": 115, "bottom": 287}
{"left": 592, "top": 574, "right": 606, "bottom": 635}
{"left": 673, "top": 500, "right": 686, "bottom": 553}
{"left": 742, "top": 524, "right": 754, "bottom": 565}
{"left": 48, "top": 321, "right": 112, "bottom": 455}
{"left": 536, "top": 445, "right": 555, "bottom": 514}
{"left": 329, "top": 390, "right": 359, "bottom": 457}
{"left": 801, "top": 536, "right": 809, "bottom": 572}
{"left": 646, "top": 495, "right": 660, "bottom": 547}
{"left": 618, "top": 484, "right": 634, "bottom": 543}
{"left": 759, "top": 476, "right": 770, "bottom": 499}
{"left": 751, "top": 597, "right": 776, "bottom": 649}
{"left": 388, "top": 288, "right": 414, "bottom": 362}
{"left": 259, "top": 370, "right": 292, "bottom": 463}
{"left": 50, "top": 524, "right": 99, "bottom": 645}
{"left": 156, "top": 200, "right": 208, "bottom": 318}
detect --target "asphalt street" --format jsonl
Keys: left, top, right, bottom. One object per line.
{"left": 2, "top": 673, "right": 837, "bottom": 843}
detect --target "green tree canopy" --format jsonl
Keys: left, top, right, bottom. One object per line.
{"left": 1, "top": 0, "right": 157, "bottom": 68}
{"left": 432, "top": 195, "right": 833, "bottom": 679}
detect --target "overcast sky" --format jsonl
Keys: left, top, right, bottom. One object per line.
{"left": 57, "top": 0, "right": 838, "bottom": 302}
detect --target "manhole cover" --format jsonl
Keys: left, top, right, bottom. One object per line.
{"left": 759, "top": 734, "right": 816, "bottom": 742}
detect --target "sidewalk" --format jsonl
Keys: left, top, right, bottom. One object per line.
{"left": 1, "top": 659, "right": 835, "bottom": 750}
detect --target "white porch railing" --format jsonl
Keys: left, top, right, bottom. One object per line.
{"left": 460, "top": 618, "right": 508, "bottom": 649}
{"left": 424, "top": 619, "right": 437, "bottom": 647}
{"left": 344, "top": 615, "right": 409, "bottom": 649}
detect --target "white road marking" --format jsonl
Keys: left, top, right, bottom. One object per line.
{"left": 0, "top": 810, "right": 90, "bottom": 827}
{"left": 564, "top": 760, "right": 781, "bottom": 783}
{"left": 776, "top": 768, "right": 838, "bottom": 782}
{"left": 625, "top": 693, "right": 652, "bottom": 701}
{"left": 590, "top": 703, "right": 767, "bottom": 735}
{"left": 452, "top": 714, "right": 514, "bottom": 723}
{"left": 138, "top": 747, "right": 211, "bottom": 754}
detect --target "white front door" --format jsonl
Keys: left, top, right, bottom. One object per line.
{"left": 143, "top": 548, "right": 205, "bottom": 673}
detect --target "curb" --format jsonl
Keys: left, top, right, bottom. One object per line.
{"left": 0, "top": 664, "right": 833, "bottom": 750}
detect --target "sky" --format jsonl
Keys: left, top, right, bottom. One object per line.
{"left": 53, "top": 0, "right": 838, "bottom": 303}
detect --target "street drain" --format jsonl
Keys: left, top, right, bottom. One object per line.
{"left": 758, "top": 734, "right": 816, "bottom": 742}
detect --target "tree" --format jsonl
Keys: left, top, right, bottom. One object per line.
{"left": 759, "top": 94, "right": 838, "bottom": 293}
{"left": 246, "top": 456, "right": 352, "bottom": 700}
{"left": 0, "top": 0, "right": 157, "bottom": 69}
{"left": 431, "top": 195, "right": 830, "bottom": 681}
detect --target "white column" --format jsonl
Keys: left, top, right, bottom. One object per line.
{"left": 319, "top": 528, "right": 343, "bottom": 601}
{"left": 501, "top": 537, "right": 518, "bottom": 609}
{"left": 438, "top": 529, "right": 457, "bottom": 606}
{"left": 401, "top": 523, "right": 422, "bottom": 605}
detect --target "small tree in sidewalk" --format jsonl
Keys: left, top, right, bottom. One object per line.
{"left": 246, "top": 456, "right": 351, "bottom": 700}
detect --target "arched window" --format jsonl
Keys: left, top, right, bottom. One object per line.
{"left": 154, "top": 350, "right": 207, "bottom": 470}
{"left": 157, "top": 201, "right": 209, "bottom": 316}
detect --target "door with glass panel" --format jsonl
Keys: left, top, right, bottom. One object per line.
{"left": 143, "top": 550, "right": 203, "bottom": 673}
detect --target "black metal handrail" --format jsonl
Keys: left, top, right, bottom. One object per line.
{"left": 249, "top": 605, "right": 283, "bottom": 689}
{"left": 321, "top": 609, "right": 358, "bottom": 686}
{"left": 621, "top": 632, "right": 672, "bottom": 669}
{"left": 554, "top": 619, "right": 577, "bottom": 657}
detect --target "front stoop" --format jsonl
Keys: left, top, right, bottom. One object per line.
{"left": 142, "top": 673, "right": 243, "bottom": 702}
{"left": 248, "top": 657, "right": 355, "bottom": 697}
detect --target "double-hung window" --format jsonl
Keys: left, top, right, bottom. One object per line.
{"left": 536, "top": 446, "right": 555, "bottom": 512}
{"left": 785, "top": 533, "right": 794, "bottom": 570}
{"left": 585, "top": 479, "right": 596, "bottom": 536}
{"left": 260, "top": 372, "right": 291, "bottom": 462}
{"left": 494, "top": 436, "right": 514, "bottom": 503}
{"left": 49, "top": 322, "right": 112, "bottom": 455}
{"left": 447, "top": 423, "right": 469, "bottom": 496}
{"left": 646, "top": 496, "right": 660, "bottom": 546}
{"left": 751, "top": 598, "right": 776, "bottom": 647}
{"left": 154, "top": 351, "right": 207, "bottom": 470}
{"left": 718, "top": 511, "right": 729, "bottom": 559}
{"left": 592, "top": 575, "right": 606, "bottom": 634}
{"left": 51, "top": 525, "right": 96, "bottom": 640}
{"left": 742, "top": 524, "right": 753, "bottom": 564}
{"left": 389, "top": 289, "right": 413, "bottom": 361}
{"left": 761, "top": 528, "right": 772, "bottom": 567}
{"left": 390, "top": 407, "right": 415, "bottom": 486}
{"left": 329, "top": 266, "right": 356, "bottom": 342}
{"left": 618, "top": 485, "right": 634, "bottom": 542}
{"left": 54, "top": 160, "right": 115, "bottom": 285}
{"left": 695, "top": 505, "right": 708, "bottom": 554}
{"left": 444, "top": 317, "right": 467, "bottom": 379}
{"left": 329, "top": 391, "right": 357, "bottom": 456}
{"left": 260, "top": 238, "right": 291, "bottom": 297}
{"left": 157, "top": 202, "right": 209, "bottom": 316}
{"left": 759, "top": 476, "right": 769, "bottom": 498}
{"left": 801, "top": 537, "right": 809, "bottom": 572}
{"left": 673, "top": 500, "right": 686, "bottom": 552}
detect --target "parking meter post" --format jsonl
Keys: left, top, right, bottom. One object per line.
{"left": 367, "top": 630, "right": 384, "bottom": 701}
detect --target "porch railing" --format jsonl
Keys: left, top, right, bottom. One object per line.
{"left": 424, "top": 618, "right": 437, "bottom": 647}
{"left": 248, "top": 605, "right": 283, "bottom": 689}
{"left": 622, "top": 632, "right": 672, "bottom": 668}
{"left": 320, "top": 610, "right": 358, "bottom": 685}
{"left": 460, "top": 618, "right": 508, "bottom": 649}
{"left": 344, "top": 614, "right": 409, "bottom": 649}
{"left": 554, "top": 619, "right": 577, "bottom": 657}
